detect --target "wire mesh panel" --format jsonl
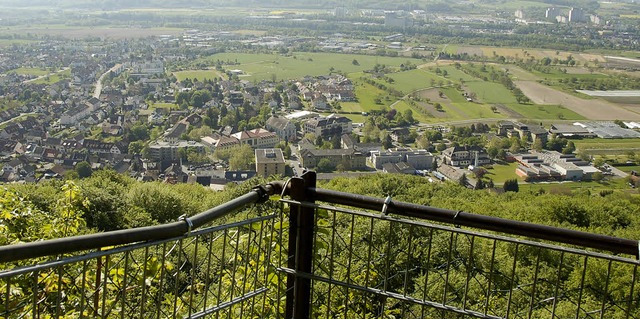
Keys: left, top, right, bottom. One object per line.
{"left": 0, "top": 212, "right": 286, "bottom": 319}
{"left": 289, "top": 201, "right": 640, "bottom": 319}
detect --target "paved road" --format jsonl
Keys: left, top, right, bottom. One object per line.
{"left": 93, "top": 64, "right": 123, "bottom": 99}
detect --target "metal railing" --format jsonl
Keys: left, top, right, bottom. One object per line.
{"left": 1, "top": 172, "right": 639, "bottom": 319}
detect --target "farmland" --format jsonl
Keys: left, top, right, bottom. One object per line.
{"left": 170, "top": 51, "right": 640, "bottom": 125}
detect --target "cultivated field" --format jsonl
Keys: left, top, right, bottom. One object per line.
{"left": 0, "top": 26, "right": 184, "bottom": 39}
{"left": 514, "top": 80, "right": 640, "bottom": 120}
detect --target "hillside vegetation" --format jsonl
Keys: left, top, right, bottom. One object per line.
{"left": 2, "top": 172, "right": 640, "bottom": 317}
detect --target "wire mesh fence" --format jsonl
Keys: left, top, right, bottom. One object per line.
{"left": 0, "top": 209, "right": 288, "bottom": 319}
{"left": 2, "top": 179, "right": 639, "bottom": 319}
{"left": 285, "top": 200, "right": 640, "bottom": 319}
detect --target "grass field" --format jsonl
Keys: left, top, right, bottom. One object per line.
{"left": 484, "top": 162, "right": 519, "bottom": 183}
{"left": 573, "top": 138, "right": 640, "bottom": 151}
{"left": 174, "top": 69, "right": 226, "bottom": 82}
{"left": 11, "top": 67, "right": 50, "bottom": 76}
{"left": 149, "top": 102, "right": 179, "bottom": 110}
{"left": 507, "top": 104, "right": 586, "bottom": 120}
{"left": 30, "top": 69, "right": 71, "bottom": 85}
{"left": 386, "top": 69, "right": 442, "bottom": 94}
{"left": 520, "top": 179, "right": 632, "bottom": 193}
{"left": 465, "top": 82, "right": 517, "bottom": 104}
{"left": 198, "top": 52, "right": 423, "bottom": 82}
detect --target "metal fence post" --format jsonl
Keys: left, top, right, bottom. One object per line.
{"left": 285, "top": 171, "right": 316, "bottom": 319}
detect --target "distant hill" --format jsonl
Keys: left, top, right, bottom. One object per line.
{"left": 2, "top": 0, "right": 601, "bottom": 10}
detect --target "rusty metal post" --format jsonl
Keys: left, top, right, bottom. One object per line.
{"left": 285, "top": 171, "right": 316, "bottom": 319}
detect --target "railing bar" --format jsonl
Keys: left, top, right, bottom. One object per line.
{"left": 421, "top": 227, "right": 434, "bottom": 319}
{"left": 78, "top": 259, "right": 87, "bottom": 318}
{"left": 263, "top": 208, "right": 278, "bottom": 319}
{"left": 249, "top": 219, "right": 265, "bottom": 317}
{"left": 156, "top": 243, "right": 168, "bottom": 319}
{"left": 463, "top": 235, "right": 475, "bottom": 311}
{"left": 576, "top": 255, "right": 589, "bottom": 319}
{"left": 0, "top": 215, "right": 277, "bottom": 279}
{"left": 327, "top": 210, "right": 338, "bottom": 319}
{"left": 551, "top": 251, "right": 565, "bottom": 318}
{"left": 405, "top": 225, "right": 414, "bottom": 299}
{"left": 216, "top": 229, "right": 228, "bottom": 319}
{"left": 32, "top": 271, "right": 38, "bottom": 319}
{"left": 101, "top": 255, "right": 110, "bottom": 318}
{"left": 240, "top": 224, "right": 253, "bottom": 319}
{"left": 443, "top": 231, "right": 455, "bottom": 306}
{"left": 173, "top": 239, "right": 183, "bottom": 319}
{"left": 484, "top": 239, "right": 497, "bottom": 316}
{"left": 528, "top": 246, "right": 542, "bottom": 319}
{"left": 284, "top": 200, "right": 640, "bottom": 263}
{"left": 506, "top": 243, "right": 519, "bottom": 319}
{"left": 380, "top": 220, "right": 393, "bottom": 315}
{"left": 228, "top": 229, "right": 242, "bottom": 319}
{"left": 276, "top": 267, "right": 503, "bottom": 319}
{"left": 599, "top": 260, "right": 613, "bottom": 319}
{"left": 188, "top": 288, "right": 268, "bottom": 319}
{"left": 55, "top": 264, "right": 63, "bottom": 318}
{"left": 344, "top": 214, "right": 356, "bottom": 318}
{"left": 188, "top": 236, "right": 199, "bottom": 317}
{"left": 300, "top": 188, "right": 640, "bottom": 257}
{"left": 140, "top": 246, "right": 149, "bottom": 319}
{"left": 121, "top": 251, "right": 129, "bottom": 319}
{"left": 625, "top": 264, "right": 637, "bottom": 319}
{"left": 401, "top": 225, "right": 414, "bottom": 319}
{"left": 3, "top": 276, "right": 8, "bottom": 317}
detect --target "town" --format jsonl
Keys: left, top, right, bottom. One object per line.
{"left": 0, "top": 1, "right": 639, "bottom": 192}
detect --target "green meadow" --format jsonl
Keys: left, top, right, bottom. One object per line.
{"left": 506, "top": 104, "right": 585, "bottom": 120}
{"left": 194, "top": 52, "right": 423, "bottom": 82}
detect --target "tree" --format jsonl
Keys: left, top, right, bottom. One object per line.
{"left": 229, "top": 145, "right": 255, "bottom": 170}
{"left": 75, "top": 161, "right": 93, "bottom": 179}
{"left": 503, "top": 178, "right": 519, "bottom": 192}
{"left": 352, "top": 59, "right": 359, "bottom": 66}
{"left": 383, "top": 134, "right": 393, "bottom": 149}
{"left": 317, "top": 158, "right": 335, "bottom": 173}
{"left": 128, "top": 141, "right": 145, "bottom": 155}
{"left": 562, "top": 141, "right": 576, "bottom": 154}
{"left": 533, "top": 139, "right": 544, "bottom": 152}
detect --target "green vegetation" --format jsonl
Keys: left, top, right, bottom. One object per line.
{"left": 195, "top": 52, "right": 423, "bottom": 82}
{"left": 173, "top": 69, "right": 226, "bottom": 82}
{"left": 574, "top": 138, "right": 640, "bottom": 152}
{"left": 507, "top": 103, "right": 586, "bottom": 120}
{"left": 11, "top": 67, "right": 50, "bottom": 76}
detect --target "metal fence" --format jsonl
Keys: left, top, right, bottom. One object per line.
{"left": 1, "top": 172, "right": 639, "bottom": 319}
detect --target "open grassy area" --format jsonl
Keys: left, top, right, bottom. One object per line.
{"left": 149, "top": 102, "right": 179, "bottom": 110}
{"left": 573, "top": 138, "right": 640, "bottom": 151}
{"left": 386, "top": 69, "right": 441, "bottom": 94}
{"left": 483, "top": 162, "right": 519, "bottom": 183}
{"left": 507, "top": 103, "right": 586, "bottom": 120}
{"left": 521, "top": 178, "right": 632, "bottom": 193}
{"left": 351, "top": 79, "right": 392, "bottom": 111}
{"left": 465, "top": 82, "right": 517, "bottom": 104}
{"left": 11, "top": 67, "right": 50, "bottom": 76}
{"left": 174, "top": 69, "right": 226, "bottom": 82}
{"left": 339, "top": 102, "right": 363, "bottom": 113}
{"left": 199, "top": 52, "right": 423, "bottom": 82}
{"left": 30, "top": 69, "right": 71, "bottom": 85}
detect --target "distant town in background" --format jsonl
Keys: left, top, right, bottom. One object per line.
{"left": 0, "top": 0, "right": 639, "bottom": 191}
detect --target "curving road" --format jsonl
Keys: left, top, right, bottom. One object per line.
{"left": 93, "top": 64, "right": 123, "bottom": 99}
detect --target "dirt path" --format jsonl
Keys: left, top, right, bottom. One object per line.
{"left": 514, "top": 80, "right": 640, "bottom": 120}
